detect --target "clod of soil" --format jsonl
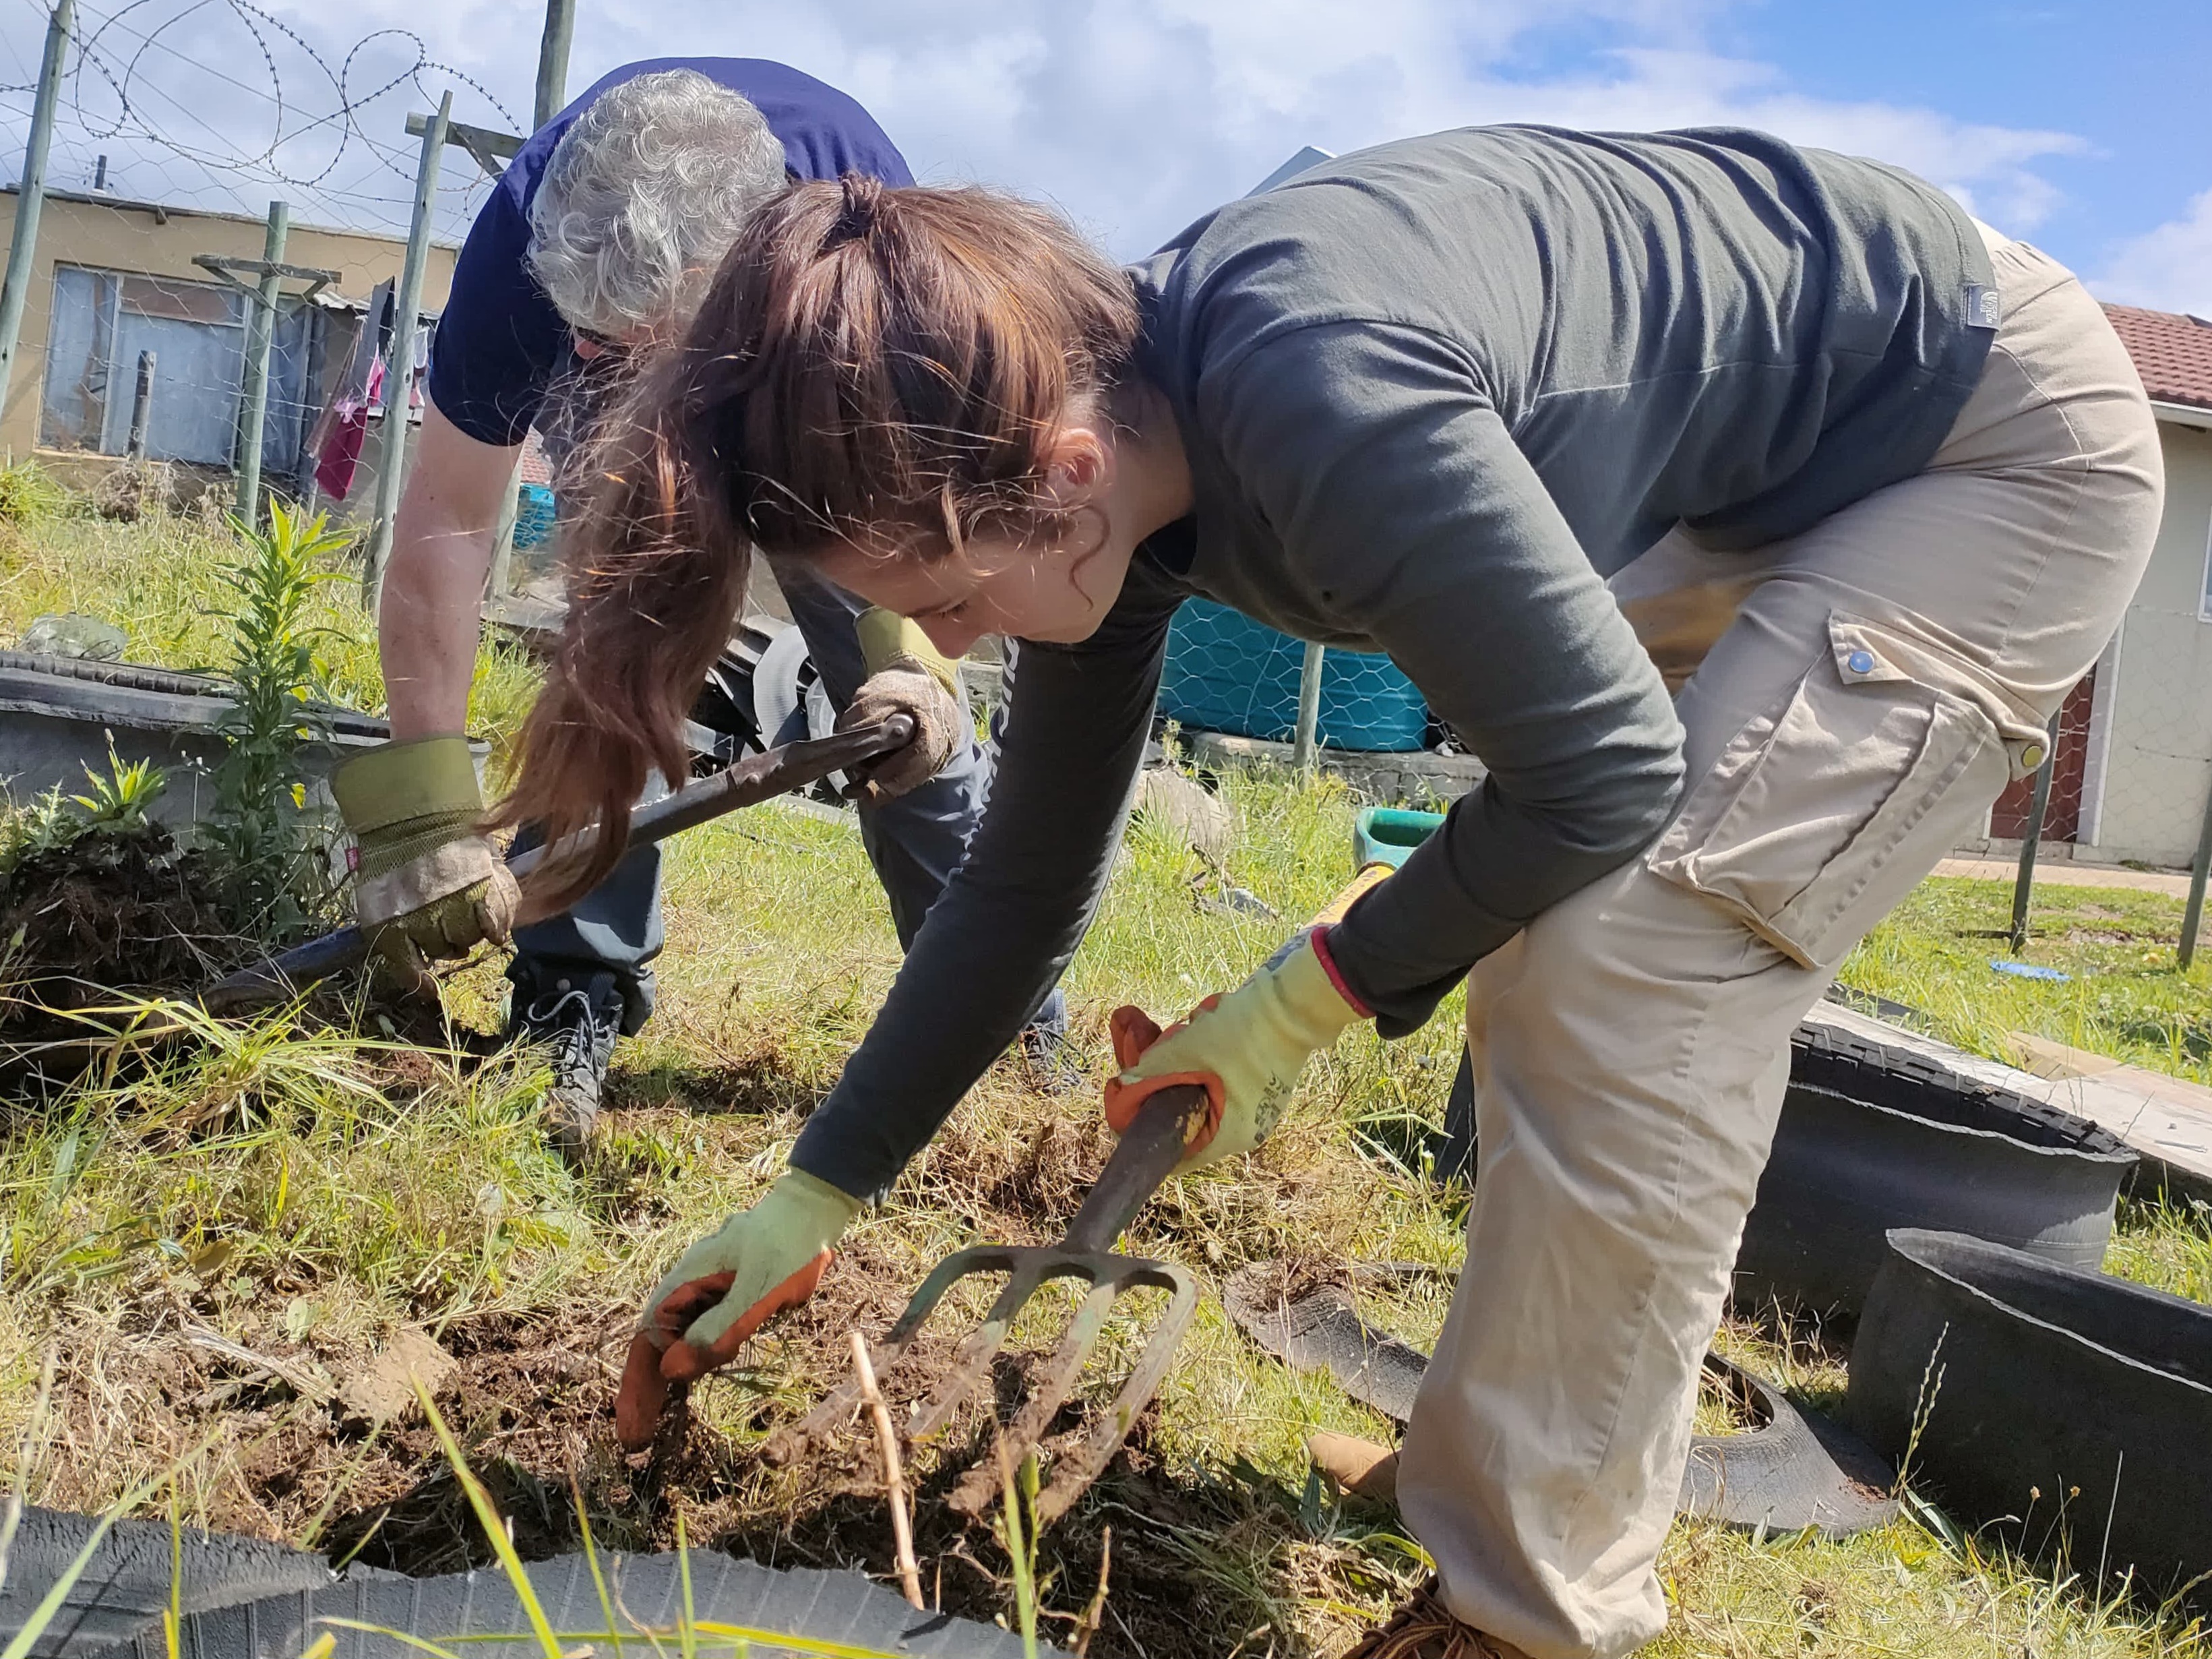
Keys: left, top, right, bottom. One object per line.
{"left": 0, "top": 825, "right": 243, "bottom": 1023}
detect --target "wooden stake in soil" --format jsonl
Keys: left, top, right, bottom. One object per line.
{"left": 850, "top": 1331, "right": 924, "bottom": 1610}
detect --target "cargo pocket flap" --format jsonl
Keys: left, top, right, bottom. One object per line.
{"left": 1829, "top": 615, "right": 2050, "bottom": 781}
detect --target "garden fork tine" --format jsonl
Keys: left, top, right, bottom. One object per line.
{"left": 765, "top": 872, "right": 1395, "bottom": 1516}
{"left": 763, "top": 1083, "right": 1210, "bottom": 1521}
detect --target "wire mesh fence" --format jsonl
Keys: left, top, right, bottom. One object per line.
{"left": 1158, "top": 598, "right": 1434, "bottom": 754}
{"left": 1975, "top": 570, "right": 2212, "bottom": 969}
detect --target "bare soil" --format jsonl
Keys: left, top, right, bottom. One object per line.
{"left": 22, "top": 1092, "right": 1315, "bottom": 1659}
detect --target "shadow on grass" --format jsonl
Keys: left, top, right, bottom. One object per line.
{"left": 605, "top": 1050, "right": 832, "bottom": 1118}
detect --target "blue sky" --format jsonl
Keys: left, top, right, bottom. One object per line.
{"left": 3, "top": 0, "right": 2207, "bottom": 313}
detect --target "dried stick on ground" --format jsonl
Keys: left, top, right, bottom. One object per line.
{"left": 1073, "top": 1526, "right": 1112, "bottom": 1658}
{"left": 849, "top": 1331, "right": 923, "bottom": 1610}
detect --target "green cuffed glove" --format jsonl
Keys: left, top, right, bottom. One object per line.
{"left": 615, "top": 1169, "right": 862, "bottom": 1449}
{"left": 332, "top": 735, "right": 518, "bottom": 986}
{"left": 1103, "top": 928, "right": 1371, "bottom": 1171}
{"left": 837, "top": 608, "right": 967, "bottom": 803}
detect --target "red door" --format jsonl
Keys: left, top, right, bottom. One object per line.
{"left": 1990, "top": 668, "right": 2095, "bottom": 842}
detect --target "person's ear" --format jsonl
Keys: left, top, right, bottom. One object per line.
{"left": 1042, "top": 423, "right": 1111, "bottom": 504}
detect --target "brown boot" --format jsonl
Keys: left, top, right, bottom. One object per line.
{"left": 1308, "top": 1431, "right": 1401, "bottom": 1504}
{"left": 1342, "top": 1585, "right": 1529, "bottom": 1659}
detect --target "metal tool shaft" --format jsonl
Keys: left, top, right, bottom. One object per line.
{"left": 204, "top": 715, "right": 913, "bottom": 1011}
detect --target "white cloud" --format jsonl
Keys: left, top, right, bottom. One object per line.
{"left": 2091, "top": 189, "right": 2212, "bottom": 318}
{"left": 0, "top": 0, "right": 2091, "bottom": 258}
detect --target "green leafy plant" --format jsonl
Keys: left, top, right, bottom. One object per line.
{"left": 202, "top": 498, "right": 352, "bottom": 936}
{"left": 69, "top": 740, "right": 167, "bottom": 837}
{"left": 0, "top": 745, "right": 168, "bottom": 882}
{"left": 996, "top": 1448, "right": 1043, "bottom": 1659}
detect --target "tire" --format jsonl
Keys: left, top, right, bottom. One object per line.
{"left": 2, "top": 1514, "right": 1054, "bottom": 1659}
{"left": 1223, "top": 1263, "right": 1899, "bottom": 1538}
{"left": 1738, "top": 1025, "right": 2136, "bottom": 1317}
{"left": 0, "top": 1506, "right": 332, "bottom": 1659}
{"left": 1427, "top": 1020, "right": 2137, "bottom": 1318}
{"left": 159, "top": 1550, "right": 1054, "bottom": 1659}
{"left": 1845, "top": 1229, "right": 2212, "bottom": 1594}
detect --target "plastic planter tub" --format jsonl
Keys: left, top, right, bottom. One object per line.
{"left": 1353, "top": 805, "right": 1446, "bottom": 870}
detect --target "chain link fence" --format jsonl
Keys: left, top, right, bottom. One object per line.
{"left": 1161, "top": 579, "right": 2212, "bottom": 968}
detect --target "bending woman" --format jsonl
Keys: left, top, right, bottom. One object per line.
{"left": 503, "top": 127, "right": 2160, "bottom": 1659}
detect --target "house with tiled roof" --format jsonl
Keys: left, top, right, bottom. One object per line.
{"left": 1961, "top": 305, "right": 2212, "bottom": 868}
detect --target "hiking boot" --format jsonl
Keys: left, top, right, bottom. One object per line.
{"left": 508, "top": 969, "right": 623, "bottom": 1161}
{"left": 1019, "top": 1019, "right": 1088, "bottom": 1096}
{"left": 1309, "top": 1431, "right": 1400, "bottom": 1504}
{"left": 1343, "top": 1586, "right": 1528, "bottom": 1659}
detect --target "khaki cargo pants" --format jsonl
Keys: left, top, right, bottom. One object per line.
{"left": 1396, "top": 230, "right": 2164, "bottom": 1658}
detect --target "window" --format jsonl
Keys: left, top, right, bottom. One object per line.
{"left": 39, "top": 264, "right": 312, "bottom": 471}
{"left": 2201, "top": 508, "right": 2212, "bottom": 621}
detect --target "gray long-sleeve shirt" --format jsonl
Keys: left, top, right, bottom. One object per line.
{"left": 792, "top": 124, "right": 1996, "bottom": 1201}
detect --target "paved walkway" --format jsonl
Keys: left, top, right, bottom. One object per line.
{"left": 1807, "top": 1001, "right": 2212, "bottom": 1200}
{"left": 1932, "top": 856, "right": 2194, "bottom": 898}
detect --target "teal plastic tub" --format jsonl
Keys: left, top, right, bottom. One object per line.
{"left": 1353, "top": 806, "right": 1444, "bottom": 870}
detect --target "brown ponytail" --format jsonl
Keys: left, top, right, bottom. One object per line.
{"left": 495, "top": 177, "right": 1142, "bottom": 919}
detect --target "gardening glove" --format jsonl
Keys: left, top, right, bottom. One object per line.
{"left": 1103, "top": 927, "right": 1370, "bottom": 1172}
{"left": 332, "top": 735, "right": 518, "bottom": 991}
{"left": 615, "top": 1168, "right": 862, "bottom": 1449}
{"left": 836, "top": 608, "right": 966, "bottom": 804}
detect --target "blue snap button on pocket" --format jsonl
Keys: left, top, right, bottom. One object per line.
{"left": 1846, "top": 649, "right": 1876, "bottom": 675}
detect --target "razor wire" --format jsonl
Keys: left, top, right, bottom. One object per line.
{"left": 0, "top": 0, "right": 522, "bottom": 235}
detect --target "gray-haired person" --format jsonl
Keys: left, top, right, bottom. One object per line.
{"left": 332, "top": 62, "right": 1067, "bottom": 1155}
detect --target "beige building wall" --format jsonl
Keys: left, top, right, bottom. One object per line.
{"left": 2089, "top": 418, "right": 2212, "bottom": 866}
{"left": 0, "top": 187, "right": 456, "bottom": 467}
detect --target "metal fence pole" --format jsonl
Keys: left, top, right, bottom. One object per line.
{"left": 1292, "top": 640, "right": 1326, "bottom": 771}
{"left": 534, "top": 0, "right": 576, "bottom": 128}
{"left": 2179, "top": 770, "right": 2212, "bottom": 971}
{"left": 365, "top": 92, "right": 451, "bottom": 605}
{"left": 2008, "top": 708, "right": 2063, "bottom": 955}
{"left": 125, "top": 349, "right": 154, "bottom": 461}
{"left": 232, "top": 200, "right": 288, "bottom": 524}
{"left": 0, "top": 0, "right": 75, "bottom": 409}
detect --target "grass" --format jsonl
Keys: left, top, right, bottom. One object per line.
{"left": 0, "top": 487, "right": 2207, "bottom": 1655}
{"left": 0, "top": 489, "right": 541, "bottom": 765}
{"left": 1842, "top": 876, "right": 2212, "bottom": 1089}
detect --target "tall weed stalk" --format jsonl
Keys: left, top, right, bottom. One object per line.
{"left": 204, "top": 499, "right": 352, "bottom": 937}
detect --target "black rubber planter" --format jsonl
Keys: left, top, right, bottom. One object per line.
{"left": 1845, "top": 1230, "right": 2212, "bottom": 1594}
{"left": 1430, "top": 1022, "right": 2136, "bottom": 1317}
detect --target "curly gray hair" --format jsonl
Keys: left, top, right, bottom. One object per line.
{"left": 527, "top": 69, "right": 789, "bottom": 337}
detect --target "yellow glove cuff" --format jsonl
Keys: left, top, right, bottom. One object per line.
{"left": 332, "top": 735, "right": 483, "bottom": 837}
{"left": 856, "top": 607, "right": 961, "bottom": 702}
{"left": 1269, "top": 931, "right": 1369, "bottom": 1049}
{"left": 764, "top": 1168, "right": 866, "bottom": 1234}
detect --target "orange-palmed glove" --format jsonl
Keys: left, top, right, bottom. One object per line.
{"left": 1103, "top": 928, "right": 1370, "bottom": 1172}
{"left": 615, "top": 1170, "right": 861, "bottom": 1449}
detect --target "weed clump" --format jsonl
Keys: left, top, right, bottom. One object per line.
{"left": 0, "top": 754, "right": 236, "bottom": 1034}
{"left": 0, "top": 457, "right": 73, "bottom": 524}
{"left": 1, "top": 500, "right": 360, "bottom": 1035}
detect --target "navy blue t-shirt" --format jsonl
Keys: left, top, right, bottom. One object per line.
{"left": 429, "top": 58, "right": 913, "bottom": 449}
